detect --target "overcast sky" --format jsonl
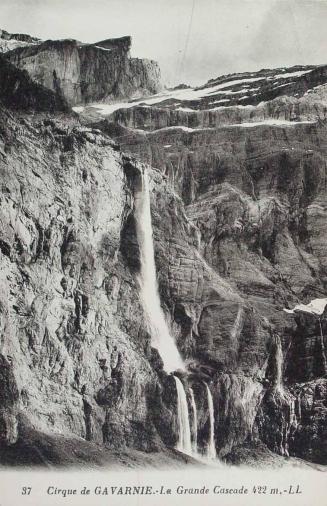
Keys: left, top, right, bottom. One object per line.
{"left": 1, "top": 0, "right": 327, "bottom": 86}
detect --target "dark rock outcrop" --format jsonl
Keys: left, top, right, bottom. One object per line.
{"left": 0, "top": 354, "right": 19, "bottom": 445}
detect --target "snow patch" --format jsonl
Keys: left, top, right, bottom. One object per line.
{"left": 176, "top": 107, "right": 196, "bottom": 112}
{"left": 94, "top": 45, "right": 113, "bottom": 52}
{"left": 211, "top": 99, "right": 231, "bottom": 105}
{"left": 284, "top": 298, "right": 327, "bottom": 316}
{"left": 72, "top": 106, "right": 85, "bottom": 113}
{"left": 149, "top": 126, "right": 210, "bottom": 133}
{"left": 273, "top": 82, "right": 295, "bottom": 90}
{"left": 226, "top": 119, "right": 316, "bottom": 128}
{"left": 273, "top": 69, "right": 313, "bottom": 79}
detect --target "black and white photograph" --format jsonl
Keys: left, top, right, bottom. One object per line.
{"left": 0, "top": 1, "right": 327, "bottom": 504}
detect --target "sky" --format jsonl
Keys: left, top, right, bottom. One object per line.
{"left": 1, "top": 0, "right": 327, "bottom": 86}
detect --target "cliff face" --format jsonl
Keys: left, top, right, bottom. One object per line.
{"left": 0, "top": 92, "right": 274, "bottom": 464}
{"left": 80, "top": 65, "right": 327, "bottom": 465}
{"left": 0, "top": 54, "right": 68, "bottom": 112}
{"left": 0, "top": 106, "right": 182, "bottom": 462}
{"left": 3, "top": 33, "right": 162, "bottom": 106}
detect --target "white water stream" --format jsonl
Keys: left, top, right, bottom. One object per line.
{"left": 134, "top": 169, "right": 184, "bottom": 373}
{"left": 174, "top": 376, "right": 192, "bottom": 455}
{"left": 189, "top": 387, "right": 198, "bottom": 454}
{"left": 274, "top": 335, "right": 284, "bottom": 394}
{"left": 205, "top": 384, "right": 217, "bottom": 459}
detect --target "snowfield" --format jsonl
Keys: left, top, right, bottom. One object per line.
{"left": 72, "top": 66, "right": 318, "bottom": 118}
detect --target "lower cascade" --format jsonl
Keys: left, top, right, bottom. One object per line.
{"left": 174, "top": 376, "right": 192, "bottom": 455}
{"left": 189, "top": 387, "right": 198, "bottom": 454}
{"left": 134, "top": 168, "right": 184, "bottom": 373}
{"left": 205, "top": 384, "right": 217, "bottom": 459}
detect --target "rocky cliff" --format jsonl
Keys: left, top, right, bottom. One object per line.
{"left": 78, "top": 64, "right": 327, "bottom": 465}
{"left": 1, "top": 31, "right": 327, "bottom": 467}
{"left": 1, "top": 30, "right": 162, "bottom": 107}
{"left": 0, "top": 101, "right": 270, "bottom": 464}
{"left": 0, "top": 54, "right": 68, "bottom": 112}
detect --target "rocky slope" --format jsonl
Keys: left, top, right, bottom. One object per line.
{"left": 1, "top": 31, "right": 327, "bottom": 467}
{"left": 1, "top": 30, "right": 161, "bottom": 106}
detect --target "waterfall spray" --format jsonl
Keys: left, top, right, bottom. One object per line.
{"left": 174, "top": 377, "right": 192, "bottom": 455}
{"left": 205, "top": 384, "right": 217, "bottom": 459}
{"left": 134, "top": 169, "right": 184, "bottom": 372}
{"left": 189, "top": 388, "right": 198, "bottom": 454}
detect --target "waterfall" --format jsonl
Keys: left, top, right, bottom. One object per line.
{"left": 134, "top": 169, "right": 184, "bottom": 373}
{"left": 174, "top": 376, "right": 192, "bottom": 455}
{"left": 189, "top": 388, "right": 198, "bottom": 454}
{"left": 231, "top": 306, "right": 243, "bottom": 341}
{"left": 274, "top": 335, "right": 284, "bottom": 394}
{"left": 282, "top": 396, "right": 300, "bottom": 457}
{"left": 134, "top": 169, "right": 192, "bottom": 457}
{"left": 205, "top": 383, "right": 217, "bottom": 459}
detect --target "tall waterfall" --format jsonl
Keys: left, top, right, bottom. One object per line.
{"left": 134, "top": 169, "right": 192, "bottom": 456}
{"left": 174, "top": 376, "right": 192, "bottom": 455}
{"left": 205, "top": 384, "right": 217, "bottom": 459}
{"left": 189, "top": 388, "right": 198, "bottom": 454}
{"left": 134, "top": 169, "right": 184, "bottom": 373}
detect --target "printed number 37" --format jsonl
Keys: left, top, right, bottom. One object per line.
{"left": 22, "top": 487, "right": 32, "bottom": 495}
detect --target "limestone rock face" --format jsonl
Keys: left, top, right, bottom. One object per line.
{"left": 2, "top": 39, "right": 327, "bottom": 466}
{"left": 0, "top": 107, "right": 163, "bottom": 454}
{"left": 0, "top": 101, "right": 273, "bottom": 463}
{"left": 256, "top": 378, "right": 327, "bottom": 465}
{"left": 0, "top": 354, "right": 19, "bottom": 445}
{"left": 0, "top": 54, "right": 68, "bottom": 112}
{"left": 4, "top": 34, "right": 162, "bottom": 106}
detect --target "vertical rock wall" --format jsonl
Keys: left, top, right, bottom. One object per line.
{"left": 5, "top": 37, "right": 162, "bottom": 106}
